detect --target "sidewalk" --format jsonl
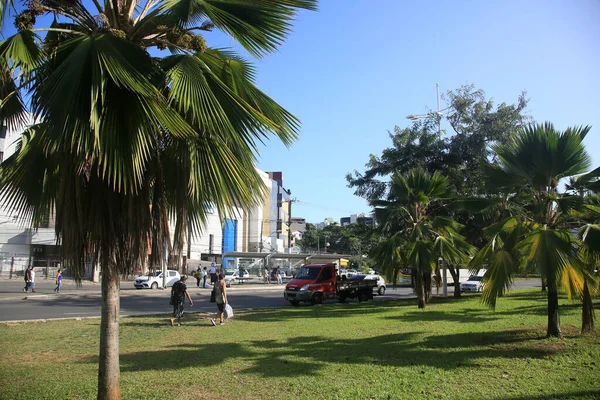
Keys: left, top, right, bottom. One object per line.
{"left": 0, "top": 278, "right": 285, "bottom": 301}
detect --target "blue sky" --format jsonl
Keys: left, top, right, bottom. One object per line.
{"left": 4, "top": 1, "right": 599, "bottom": 225}
{"left": 206, "top": 0, "right": 600, "bottom": 224}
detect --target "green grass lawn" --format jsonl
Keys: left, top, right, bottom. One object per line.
{"left": 1, "top": 289, "right": 599, "bottom": 400}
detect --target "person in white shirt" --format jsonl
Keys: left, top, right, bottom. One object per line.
{"left": 26, "top": 266, "right": 36, "bottom": 293}
{"left": 209, "top": 263, "right": 217, "bottom": 285}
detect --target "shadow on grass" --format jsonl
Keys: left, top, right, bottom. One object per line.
{"left": 498, "top": 390, "right": 600, "bottom": 400}
{"left": 102, "top": 326, "right": 561, "bottom": 379}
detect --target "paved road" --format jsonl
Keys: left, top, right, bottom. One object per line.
{"left": 0, "top": 278, "right": 540, "bottom": 322}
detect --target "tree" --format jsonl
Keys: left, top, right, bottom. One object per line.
{"left": 371, "top": 168, "right": 476, "bottom": 308}
{"left": 473, "top": 122, "right": 594, "bottom": 337}
{"left": 346, "top": 85, "right": 530, "bottom": 200}
{"left": 0, "top": 1, "right": 317, "bottom": 399}
{"left": 577, "top": 224, "right": 600, "bottom": 333}
{"left": 568, "top": 167, "right": 600, "bottom": 333}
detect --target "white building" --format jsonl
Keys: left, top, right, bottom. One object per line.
{"left": 0, "top": 115, "right": 60, "bottom": 278}
{"left": 0, "top": 117, "right": 293, "bottom": 278}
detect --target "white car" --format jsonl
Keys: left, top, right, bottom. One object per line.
{"left": 224, "top": 269, "right": 250, "bottom": 287}
{"left": 352, "top": 273, "right": 387, "bottom": 295}
{"left": 134, "top": 270, "right": 180, "bottom": 289}
{"left": 460, "top": 275, "right": 485, "bottom": 292}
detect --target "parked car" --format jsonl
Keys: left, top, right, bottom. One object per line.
{"left": 339, "top": 268, "right": 349, "bottom": 279}
{"left": 134, "top": 270, "right": 180, "bottom": 289}
{"left": 224, "top": 269, "right": 250, "bottom": 287}
{"left": 349, "top": 273, "right": 387, "bottom": 296}
{"left": 460, "top": 275, "right": 485, "bottom": 292}
{"left": 347, "top": 269, "right": 359, "bottom": 277}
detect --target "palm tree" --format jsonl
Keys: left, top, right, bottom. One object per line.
{"left": 0, "top": 1, "right": 317, "bottom": 399}
{"left": 568, "top": 170, "right": 600, "bottom": 333}
{"left": 371, "top": 168, "right": 476, "bottom": 308}
{"left": 576, "top": 224, "right": 600, "bottom": 333}
{"left": 475, "top": 122, "right": 593, "bottom": 337}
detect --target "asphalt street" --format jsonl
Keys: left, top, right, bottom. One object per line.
{"left": 0, "top": 278, "right": 540, "bottom": 323}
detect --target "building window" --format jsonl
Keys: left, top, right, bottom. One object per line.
{"left": 0, "top": 125, "right": 6, "bottom": 139}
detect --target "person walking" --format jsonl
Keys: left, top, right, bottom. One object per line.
{"left": 54, "top": 269, "right": 63, "bottom": 293}
{"left": 169, "top": 275, "right": 193, "bottom": 326}
{"left": 26, "top": 266, "right": 37, "bottom": 293}
{"left": 211, "top": 273, "right": 228, "bottom": 326}
{"left": 276, "top": 267, "right": 283, "bottom": 285}
{"left": 202, "top": 267, "right": 208, "bottom": 288}
{"left": 209, "top": 263, "right": 217, "bottom": 285}
{"left": 194, "top": 267, "right": 202, "bottom": 288}
{"left": 264, "top": 267, "right": 270, "bottom": 284}
{"left": 23, "top": 265, "right": 32, "bottom": 292}
{"left": 23, "top": 265, "right": 35, "bottom": 293}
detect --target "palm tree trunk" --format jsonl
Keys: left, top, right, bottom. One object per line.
{"left": 541, "top": 277, "right": 546, "bottom": 292}
{"left": 413, "top": 273, "right": 426, "bottom": 309}
{"left": 581, "top": 283, "right": 595, "bottom": 334}
{"left": 546, "top": 279, "right": 561, "bottom": 337}
{"left": 448, "top": 266, "right": 461, "bottom": 297}
{"left": 98, "top": 266, "right": 121, "bottom": 400}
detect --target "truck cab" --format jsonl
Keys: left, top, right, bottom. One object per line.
{"left": 284, "top": 263, "right": 337, "bottom": 306}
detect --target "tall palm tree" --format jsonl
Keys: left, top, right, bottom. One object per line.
{"left": 371, "top": 168, "right": 476, "bottom": 308}
{"left": 577, "top": 224, "right": 600, "bottom": 333}
{"left": 568, "top": 170, "right": 600, "bottom": 333}
{"left": 475, "top": 122, "right": 593, "bottom": 337}
{"left": 0, "top": 1, "right": 317, "bottom": 399}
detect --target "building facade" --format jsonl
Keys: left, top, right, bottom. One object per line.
{"left": 0, "top": 119, "right": 295, "bottom": 278}
{"left": 340, "top": 213, "right": 374, "bottom": 227}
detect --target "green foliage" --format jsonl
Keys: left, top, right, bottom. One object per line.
{"left": 296, "top": 221, "right": 378, "bottom": 257}
{"left": 346, "top": 84, "right": 530, "bottom": 200}
{"left": 371, "top": 167, "right": 476, "bottom": 307}
{"left": 473, "top": 122, "right": 598, "bottom": 335}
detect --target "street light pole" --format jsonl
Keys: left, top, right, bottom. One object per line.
{"left": 408, "top": 83, "right": 447, "bottom": 297}
{"left": 406, "top": 82, "right": 442, "bottom": 135}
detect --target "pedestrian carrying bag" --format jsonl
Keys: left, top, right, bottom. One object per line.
{"left": 210, "top": 287, "right": 216, "bottom": 303}
{"left": 224, "top": 303, "right": 234, "bottom": 319}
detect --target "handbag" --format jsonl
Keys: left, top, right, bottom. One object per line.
{"left": 209, "top": 287, "right": 216, "bottom": 303}
{"left": 224, "top": 303, "right": 234, "bottom": 319}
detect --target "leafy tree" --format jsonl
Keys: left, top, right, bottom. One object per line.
{"left": 296, "top": 221, "right": 377, "bottom": 257}
{"left": 346, "top": 84, "right": 529, "bottom": 200}
{"left": 371, "top": 168, "right": 476, "bottom": 308}
{"left": 296, "top": 222, "right": 319, "bottom": 251}
{"left": 472, "top": 122, "right": 595, "bottom": 337}
{"left": 0, "top": 1, "right": 316, "bottom": 398}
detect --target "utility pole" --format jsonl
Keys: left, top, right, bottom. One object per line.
{"left": 288, "top": 195, "right": 293, "bottom": 254}
{"left": 162, "top": 239, "right": 168, "bottom": 289}
{"left": 287, "top": 196, "right": 297, "bottom": 254}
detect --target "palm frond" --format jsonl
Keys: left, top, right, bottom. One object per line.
{"left": 480, "top": 250, "right": 517, "bottom": 309}
{"left": 493, "top": 122, "right": 591, "bottom": 189}
{"left": 0, "top": 30, "right": 44, "bottom": 75}
{"left": 517, "top": 229, "right": 573, "bottom": 282}
{"left": 161, "top": 0, "right": 317, "bottom": 57}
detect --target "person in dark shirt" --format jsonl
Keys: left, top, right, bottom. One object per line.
{"left": 170, "top": 275, "right": 193, "bottom": 326}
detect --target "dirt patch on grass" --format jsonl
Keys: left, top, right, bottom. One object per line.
{"left": 3, "top": 350, "right": 85, "bottom": 365}
{"left": 176, "top": 387, "right": 264, "bottom": 400}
